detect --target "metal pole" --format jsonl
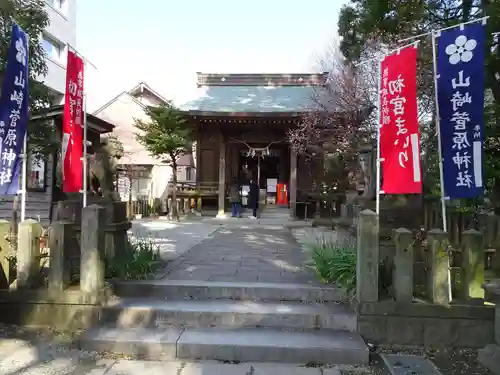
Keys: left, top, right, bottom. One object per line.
{"left": 82, "top": 59, "right": 88, "bottom": 208}
{"left": 20, "top": 133, "right": 27, "bottom": 221}
{"left": 355, "top": 41, "right": 418, "bottom": 67}
{"left": 375, "top": 54, "right": 383, "bottom": 215}
{"left": 431, "top": 30, "right": 447, "bottom": 232}
{"left": 398, "top": 16, "right": 489, "bottom": 43}
{"left": 20, "top": 34, "right": 29, "bottom": 222}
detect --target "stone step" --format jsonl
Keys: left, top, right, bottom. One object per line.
{"left": 102, "top": 298, "right": 356, "bottom": 331}
{"left": 79, "top": 326, "right": 369, "bottom": 365}
{"left": 113, "top": 280, "right": 347, "bottom": 302}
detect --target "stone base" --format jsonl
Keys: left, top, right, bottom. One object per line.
{"left": 0, "top": 286, "right": 112, "bottom": 331}
{"left": 357, "top": 301, "right": 495, "bottom": 348}
{"left": 478, "top": 344, "right": 500, "bottom": 374}
{"left": 216, "top": 213, "right": 227, "bottom": 219}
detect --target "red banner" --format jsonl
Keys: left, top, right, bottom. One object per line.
{"left": 62, "top": 50, "right": 84, "bottom": 192}
{"left": 380, "top": 46, "right": 422, "bottom": 194}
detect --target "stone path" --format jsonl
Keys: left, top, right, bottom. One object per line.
{"left": 129, "top": 219, "right": 222, "bottom": 261}
{"left": 160, "top": 224, "right": 321, "bottom": 284}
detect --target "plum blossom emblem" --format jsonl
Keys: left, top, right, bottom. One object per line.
{"left": 15, "top": 38, "right": 26, "bottom": 66}
{"left": 445, "top": 35, "right": 477, "bottom": 65}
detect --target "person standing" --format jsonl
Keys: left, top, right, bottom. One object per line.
{"left": 229, "top": 179, "right": 241, "bottom": 218}
{"left": 248, "top": 178, "right": 259, "bottom": 219}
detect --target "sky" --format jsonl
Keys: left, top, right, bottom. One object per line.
{"left": 76, "top": 0, "right": 346, "bottom": 112}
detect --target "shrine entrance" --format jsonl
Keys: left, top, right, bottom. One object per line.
{"left": 238, "top": 151, "right": 280, "bottom": 188}
{"left": 234, "top": 143, "right": 289, "bottom": 206}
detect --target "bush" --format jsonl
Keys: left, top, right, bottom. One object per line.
{"left": 106, "top": 235, "right": 163, "bottom": 280}
{"left": 308, "top": 237, "right": 357, "bottom": 294}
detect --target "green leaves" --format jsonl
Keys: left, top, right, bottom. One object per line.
{"left": 338, "top": 0, "right": 500, "bottom": 208}
{"left": 105, "top": 235, "right": 163, "bottom": 280}
{"left": 0, "top": 0, "right": 56, "bottom": 156}
{"left": 134, "top": 104, "right": 192, "bottom": 166}
{"left": 308, "top": 238, "right": 357, "bottom": 296}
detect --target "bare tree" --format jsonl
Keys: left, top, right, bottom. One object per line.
{"left": 287, "top": 39, "right": 377, "bottom": 199}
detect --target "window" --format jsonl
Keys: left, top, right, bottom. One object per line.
{"left": 42, "top": 35, "right": 65, "bottom": 63}
{"left": 47, "top": 0, "right": 66, "bottom": 12}
{"left": 27, "top": 155, "right": 46, "bottom": 191}
{"left": 131, "top": 178, "right": 150, "bottom": 200}
{"left": 186, "top": 167, "right": 193, "bottom": 181}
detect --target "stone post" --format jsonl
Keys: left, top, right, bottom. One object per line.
{"left": 48, "top": 221, "right": 73, "bottom": 292}
{"left": 461, "top": 229, "right": 484, "bottom": 300}
{"left": 486, "top": 213, "right": 500, "bottom": 272}
{"left": 196, "top": 196, "right": 203, "bottom": 216}
{"left": 356, "top": 209, "right": 379, "bottom": 302}
{"left": 217, "top": 135, "right": 226, "bottom": 218}
{"left": 80, "top": 205, "right": 106, "bottom": 295}
{"left": 179, "top": 197, "right": 185, "bottom": 215}
{"left": 427, "top": 229, "right": 451, "bottom": 304}
{"left": 478, "top": 282, "right": 500, "bottom": 374}
{"left": 0, "top": 220, "right": 12, "bottom": 288}
{"left": 315, "top": 199, "right": 321, "bottom": 219}
{"left": 340, "top": 204, "right": 347, "bottom": 218}
{"left": 289, "top": 149, "right": 297, "bottom": 218}
{"left": 393, "top": 228, "right": 414, "bottom": 302}
{"left": 17, "top": 219, "right": 42, "bottom": 289}
{"left": 497, "top": 303, "right": 500, "bottom": 346}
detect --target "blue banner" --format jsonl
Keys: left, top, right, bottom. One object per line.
{"left": 437, "top": 22, "right": 486, "bottom": 199}
{"left": 0, "top": 23, "right": 29, "bottom": 195}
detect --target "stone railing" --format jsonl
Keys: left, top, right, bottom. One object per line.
{"left": 0, "top": 203, "right": 130, "bottom": 329}
{"left": 478, "top": 282, "right": 500, "bottom": 374}
{"left": 355, "top": 209, "right": 497, "bottom": 348}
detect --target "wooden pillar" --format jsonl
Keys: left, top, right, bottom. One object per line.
{"left": 195, "top": 136, "right": 201, "bottom": 186}
{"left": 217, "top": 134, "right": 226, "bottom": 218}
{"left": 279, "top": 147, "right": 287, "bottom": 183}
{"left": 289, "top": 148, "right": 297, "bottom": 217}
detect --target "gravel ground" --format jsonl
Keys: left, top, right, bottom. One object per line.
{"left": 372, "top": 345, "right": 493, "bottom": 375}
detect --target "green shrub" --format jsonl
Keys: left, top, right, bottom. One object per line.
{"left": 308, "top": 237, "right": 357, "bottom": 294}
{"left": 106, "top": 235, "right": 163, "bottom": 280}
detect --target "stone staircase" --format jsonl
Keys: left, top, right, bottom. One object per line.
{"left": 259, "top": 205, "right": 291, "bottom": 219}
{"left": 79, "top": 280, "right": 369, "bottom": 365}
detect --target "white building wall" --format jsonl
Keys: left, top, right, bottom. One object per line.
{"left": 42, "top": 0, "right": 77, "bottom": 102}
{"left": 95, "top": 90, "right": 196, "bottom": 202}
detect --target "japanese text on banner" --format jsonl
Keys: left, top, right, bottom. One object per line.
{"left": 379, "top": 46, "right": 422, "bottom": 194}
{"left": 62, "top": 50, "right": 84, "bottom": 193}
{"left": 0, "top": 23, "right": 29, "bottom": 195}
{"left": 436, "top": 22, "right": 486, "bottom": 199}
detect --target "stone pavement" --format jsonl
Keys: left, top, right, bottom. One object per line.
{"left": 129, "top": 219, "right": 222, "bottom": 261}
{"left": 159, "top": 222, "right": 321, "bottom": 284}
{"left": 0, "top": 336, "right": 353, "bottom": 375}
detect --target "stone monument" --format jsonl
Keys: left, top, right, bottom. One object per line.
{"left": 478, "top": 281, "right": 500, "bottom": 374}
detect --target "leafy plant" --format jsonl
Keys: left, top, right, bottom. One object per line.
{"left": 106, "top": 235, "right": 163, "bottom": 280}
{"left": 134, "top": 104, "right": 193, "bottom": 221}
{"left": 308, "top": 237, "right": 357, "bottom": 294}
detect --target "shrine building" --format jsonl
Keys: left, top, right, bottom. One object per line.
{"left": 178, "top": 72, "right": 327, "bottom": 216}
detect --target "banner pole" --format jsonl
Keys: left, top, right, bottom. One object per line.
{"left": 20, "top": 133, "right": 27, "bottom": 222}
{"left": 82, "top": 58, "right": 88, "bottom": 208}
{"left": 375, "top": 54, "right": 383, "bottom": 215}
{"left": 431, "top": 30, "right": 447, "bottom": 232}
{"left": 398, "top": 16, "right": 489, "bottom": 44}
{"left": 20, "top": 34, "right": 29, "bottom": 222}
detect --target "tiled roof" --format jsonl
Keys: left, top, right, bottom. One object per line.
{"left": 178, "top": 85, "right": 320, "bottom": 113}
{"left": 177, "top": 73, "right": 326, "bottom": 113}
